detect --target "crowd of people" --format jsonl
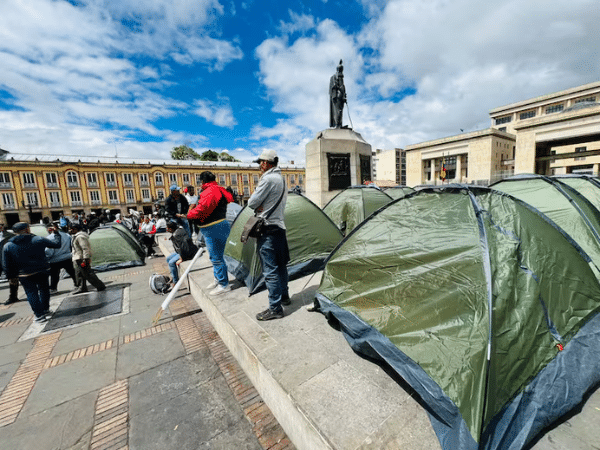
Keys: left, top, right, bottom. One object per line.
{"left": 1, "top": 151, "right": 291, "bottom": 323}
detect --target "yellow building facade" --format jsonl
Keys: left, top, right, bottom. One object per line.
{"left": 0, "top": 153, "right": 305, "bottom": 227}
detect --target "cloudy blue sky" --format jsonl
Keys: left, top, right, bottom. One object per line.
{"left": 1, "top": 0, "right": 599, "bottom": 164}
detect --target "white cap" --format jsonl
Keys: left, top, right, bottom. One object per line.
{"left": 253, "top": 149, "right": 277, "bottom": 163}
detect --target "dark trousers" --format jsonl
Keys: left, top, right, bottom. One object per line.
{"left": 74, "top": 260, "right": 106, "bottom": 291}
{"left": 20, "top": 271, "right": 51, "bottom": 318}
{"left": 140, "top": 234, "right": 156, "bottom": 256}
{"left": 49, "top": 259, "right": 77, "bottom": 290}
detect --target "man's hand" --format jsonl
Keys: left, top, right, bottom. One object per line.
{"left": 176, "top": 257, "right": 183, "bottom": 266}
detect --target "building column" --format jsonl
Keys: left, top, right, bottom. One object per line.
{"left": 455, "top": 156, "right": 462, "bottom": 183}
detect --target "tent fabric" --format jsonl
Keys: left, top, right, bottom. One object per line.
{"left": 491, "top": 174, "right": 600, "bottom": 279}
{"left": 553, "top": 174, "right": 600, "bottom": 211}
{"left": 315, "top": 185, "right": 600, "bottom": 450}
{"left": 384, "top": 186, "right": 416, "bottom": 199}
{"left": 225, "top": 192, "right": 343, "bottom": 295}
{"left": 322, "top": 186, "right": 393, "bottom": 235}
{"left": 89, "top": 225, "right": 146, "bottom": 271}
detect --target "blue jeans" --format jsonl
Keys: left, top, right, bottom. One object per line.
{"left": 20, "top": 271, "right": 51, "bottom": 318}
{"left": 201, "top": 220, "right": 230, "bottom": 287}
{"left": 167, "top": 252, "right": 181, "bottom": 283}
{"left": 257, "top": 227, "right": 290, "bottom": 312}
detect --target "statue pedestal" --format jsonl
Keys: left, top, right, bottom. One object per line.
{"left": 305, "top": 128, "right": 373, "bottom": 208}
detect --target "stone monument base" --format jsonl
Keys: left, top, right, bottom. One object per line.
{"left": 305, "top": 128, "right": 373, "bottom": 208}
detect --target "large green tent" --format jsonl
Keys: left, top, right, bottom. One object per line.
{"left": 225, "top": 192, "right": 343, "bottom": 295}
{"left": 553, "top": 174, "right": 600, "bottom": 210}
{"left": 89, "top": 225, "right": 146, "bottom": 271}
{"left": 322, "top": 186, "right": 393, "bottom": 235}
{"left": 384, "top": 185, "right": 415, "bottom": 199}
{"left": 490, "top": 174, "right": 600, "bottom": 278}
{"left": 316, "top": 185, "right": 600, "bottom": 450}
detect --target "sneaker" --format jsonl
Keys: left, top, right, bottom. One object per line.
{"left": 71, "top": 288, "right": 88, "bottom": 295}
{"left": 209, "top": 284, "right": 231, "bottom": 296}
{"left": 42, "top": 309, "right": 51, "bottom": 316}
{"left": 206, "top": 278, "right": 219, "bottom": 289}
{"left": 34, "top": 315, "right": 48, "bottom": 324}
{"left": 3, "top": 297, "right": 19, "bottom": 305}
{"left": 256, "top": 308, "right": 284, "bottom": 321}
{"left": 281, "top": 295, "right": 291, "bottom": 306}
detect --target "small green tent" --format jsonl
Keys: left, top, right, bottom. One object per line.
{"left": 89, "top": 225, "right": 146, "bottom": 271}
{"left": 322, "top": 186, "right": 393, "bottom": 235}
{"left": 553, "top": 174, "right": 600, "bottom": 210}
{"left": 225, "top": 192, "right": 343, "bottom": 295}
{"left": 316, "top": 185, "right": 600, "bottom": 450}
{"left": 491, "top": 174, "right": 600, "bottom": 278}
{"left": 384, "top": 185, "right": 415, "bottom": 199}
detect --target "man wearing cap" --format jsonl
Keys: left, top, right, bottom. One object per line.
{"left": 69, "top": 222, "right": 105, "bottom": 294}
{"left": 247, "top": 149, "right": 290, "bottom": 321}
{"left": 165, "top": 185, "right": 191, "bottom": 238}
{"left": 1, "top": 222, "right": 62, "bottom": 322}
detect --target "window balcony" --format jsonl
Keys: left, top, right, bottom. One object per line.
{"left": 91, "top": 200, "right": 102, "bottom": 205}
{"left": 87, "top": 181, "right": 98, "bottom": 188}
{"left": 142, "top": 197, "right": 152, "bottom": 203}
{"left": 71, "top": 201, "right": 83, "bottom": 206}
{"left": 109, "top": 199, "right": 120, "bottom": 205}
{"left": 67, "top": 182, "right": 79, "bottom": 188}
{"left": 106, "top": 181, "right": 116, "bottom": 187}
{"left": 0, "top": 183, "right": 12, "bottom": 189}
{"left": 124, "top": 181, "right": 134, "bottom": 187}
{"left": 140, "top": 181, "right": 149, "bottom": 186}
{"left": 47, "top": 182, "right": 59, "bottom": 188}
{"left": 2, "top": 203, "right": 16, "bottom": 210}
{"left": 50, "top": 201, "right": 62, "bottom": 208}
{"left": 155, "top": 181, "right": 164, "bottom": 186}
{"left": 23, "top": 183, "right": 37, "bottom": 188}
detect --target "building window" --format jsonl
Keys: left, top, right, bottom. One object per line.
{"left": 494, "top": 116, "right": 512, "bottom": 125}
{"left": 66, "top": 171, "right": 79, "bottom": 187}
{"left": 86, "top": 172, "right": 98, "bottom": 187}
{"left": 519, "top": 110, "right": 536, "bottom": 120}
{"left": 156, "top": 189, "right": 165, "bottom": 200}
{"left": 242, "top": 174, "right": 249, "bottom": 185}
{"left": 575, "top": 96, "right": 596, "bottom": 104}
{"left": 219, "top": 174, "right": 226, "bottom": 185}
{"left": 2, "top": 192, "right": 16, "bottom": 209}
{"left": 70, "top": 191, "right": 82, "bottom": 206}
{"left": 141, "top": 189, "right": 151, "bottom": 201}
{"left": 90, "top": 191, "right": 101, "bottom": 205}
{"left": 289, "top": 175, "right": 295, "bottom": 185}
{"left": 45, "top": 172, "right": 59, "bottom": 188}
{"left": 123, "top": 173, "right": 133, "bottom": 186}
{"left": 230, "top": 174, "right": 238, "bottom": 186}
{"left": 155, "top": 172, "right": 164, "bottom": 186}
{"left": 574, "top": 146, "right": 587, "bottom": 161}
{"left": 182, "top": 173, "right": 190, "bottom": 185}
{"left": 139, "top": 173, "right": 149, "bottom": 186}
{"left": 196, "top": 174, "right": 203, "bottom": 185}
{"left": 108, "top": 190, "right": 119, "bottom": 204}
{"left": 126, "top": 189, "right": 135, "bottom": 202}
{"left": 48, "top": 191, "right": 61, "bottom": 207}
{"left": 105, "top": 172, "right": 116, "bottom": 187}
{"left": 298, "top": 175, "right": 303, "bottom": 185}
{"left": 253, "top": 174, "right": 259, "bottom": 185}
{"left": 169, "top": 173, "right": 178, "bottom": 184}
{"left": 546, "top": 103, "right": 564, "bottom": 114}
{"left": 26, "top": 192, "right": 39, "bottom": 207}
{"left": 0, "top": 172, "right": 11, "bottom": 188}
{"left": 243, "top": 186, "right": 250, "bottom": 196}
{"left": 22, "top": 172, "right": 36, "bottom": 188}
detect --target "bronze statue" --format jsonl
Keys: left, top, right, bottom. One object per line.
{"left": 329, "top": 60, "right": 346, "bottom": 128}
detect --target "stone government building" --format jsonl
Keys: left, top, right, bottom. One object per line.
{"left": 0, "top": 152, "right": 304, "bottom": 227}
{"left": 396, "top": 80, "right": 600, "bottom": 187}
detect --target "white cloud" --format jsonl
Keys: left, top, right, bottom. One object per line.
{"left": 193, "top": 99, "right": 237, "bottom": 128}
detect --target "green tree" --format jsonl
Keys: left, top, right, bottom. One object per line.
{"left": 219, "top": 152, "right": 239, "bottom": 162}
{"left": 171, "top": 145, "right": 201, "bottom": 160}
{"left": 200, "top": 150, "right": 220, "bottom": 161}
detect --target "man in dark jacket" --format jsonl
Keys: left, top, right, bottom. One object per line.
{"left": 2, "top": 222, "right": 61, "bottom": 322}
{"left": 164, "top": 185, "right": 191, "bottom": 237}
{"left": 165, "top": 220, "right": 198, "bottom": 287}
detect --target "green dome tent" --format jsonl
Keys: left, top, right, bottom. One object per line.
{"left": 553, "top": 174, "right": 600, "bottom": 210}
{"left": 89, "top": 225, "right": 146, "bottom": 271}
{"left": 490, "top": 174, "right": 600, "bottom": 278}
{"left": 322, "top": 186, "right": 393, "bottom": 235}
{"left": 316, "top": 185, "right": 600, "bottom": 450}
{"left": 225, "top": 192, "right": 343, "bottom": 295}
{"left": 384, "top": 185, "right": 415, "bottom": 199}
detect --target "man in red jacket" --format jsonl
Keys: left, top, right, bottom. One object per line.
{"left": 187, "top": 171, "right": 233, "bottom": 295}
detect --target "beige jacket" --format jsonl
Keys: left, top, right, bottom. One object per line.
{"left": 71, "top": 231, "right": 92, "bottom": 261}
